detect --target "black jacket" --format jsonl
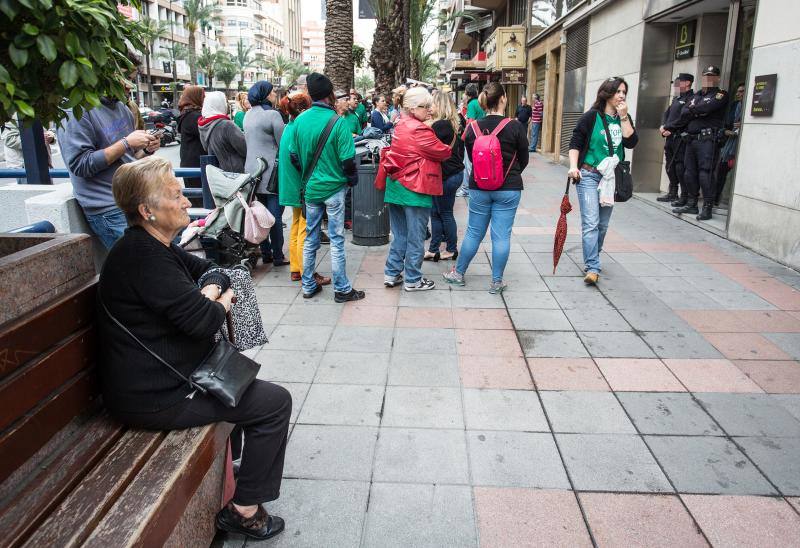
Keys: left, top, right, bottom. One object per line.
{"left": 98, "top": 226, "right": 227, "bottom": 414}
{"left": 177, "top": 110, "right": 207, "bottom": 169}
{"left": 515, "top": 104, "right": 532, "bottom": 124}
{"left": 662, "top": 90, "right": 693, "bottom": 132}
{"left": 463, "top": 115, "right": 529, "bottom": 191}
{"left": 679, "top": 87, "right": 729, "bottom": 133}
{"left": 432, "top": 119, "right": 465, "bottom": 178}
{"left": 569, "top": 109, "right": 639, "bottom": 168}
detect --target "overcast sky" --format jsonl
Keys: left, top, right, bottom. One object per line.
{"left": 300, "top": 0, "right": 377, "bottom": 49}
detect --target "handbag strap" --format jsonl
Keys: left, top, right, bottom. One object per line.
{"left": 599, "top": 113, "right": 616, "bottom": 159}
{"left": 300, "top": 113, "right": 340, "bottom": 198}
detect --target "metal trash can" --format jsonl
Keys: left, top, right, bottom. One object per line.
{"left": 351, "top": 154, "right": 389, "bottom": 246}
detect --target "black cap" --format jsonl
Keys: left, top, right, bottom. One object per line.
{"left": 307, "top": 72, "right": 333, "bottom": 101}
{"left": 702, "top": 65, "right": 720, "bottom": 76}
{"left": 672, "top": 73, "right": 694, "bottom": 83}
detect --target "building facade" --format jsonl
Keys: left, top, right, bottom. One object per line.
{"left": 301, "top": 20, "right": 325, "bottom": 73}
{"left": 280, "top": 0, "right": 303, "bottom": 61}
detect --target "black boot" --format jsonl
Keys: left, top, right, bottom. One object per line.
{"left": 696, "top": 202, "right": 713, "bottom": 221}
{"left": 657, "top": 192, "right": 678, "bottom": 202}
{"left": 671, "top": 196, "right": 687, "bottom": 207}
{"left": 673, "top": 199, "right": 698, "bottom": 214}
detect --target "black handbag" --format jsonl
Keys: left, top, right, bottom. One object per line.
{"left": 265, "top": 158, "right": 279, "bottom": 194}
{"left": 101, "top": 300, "right": 260, "bottom": 408}
{"left": 599, "top": 114, "right": 634, "bottom": 203}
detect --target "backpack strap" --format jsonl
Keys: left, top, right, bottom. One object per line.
{"left": 490, "top": 117, "right": 513, "bottom": 137}
{"left": 462, "top": 120, "right": 481, "bottom": 142}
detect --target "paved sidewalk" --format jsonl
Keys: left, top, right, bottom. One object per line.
{"left": 224, "top": 154, "right": 800, "bottom": 547}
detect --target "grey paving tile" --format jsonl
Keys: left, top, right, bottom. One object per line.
{"left": 382, "top": 387, "right": 464, "bottom": 429}
{"left": 663, "top": 263, "right": 721, "bottom": 276}
{"left": 608, "top": 252, "right": 658, "bottom": 264}
{"left": 280, "top": 303, "right": 343, "bottom": 326}
{"left": 373, "top": 428, "right": 469, "bottom": 484}
{"left": 696, "top": 393, "right": 800, "bottom": 437}
{"left": 771, "top": 394, "right": 800, "bottom": 423}
{"left": 618, "top": 307, "right": 694, "bottom": 332}
{"left": 362, "top": 483, "right": 477, "bottom": 548}
{"left": 594, "top": 274, "right": 652, "bottom": 293}
{"left": 706, "top": 291, "right": 776, "bottom": 310}
{"left": 621, "top": 263, "right": 683, "bottom": 277}
{"left": 578, "top": 331, "right": 655, "bottom": 358}
{"left": 645, "top": 435, "right": 776, "bottom": 495}
{"left": 652, "top": 291, "right": 725, "bottom": 310}
{"left": 463, "top": 389, "right": 548, "bottom": 431}
{"left": 641, "top": 332, "right": 724, "bottom": 359}
{"left": 253, "top": 479, "right": 369, "bottom": 548}
{"left": 600, "top": 291, "right": 665, "bottom": 310}
{"left": 314, "top": 352, "right": 390, "bottom": 385}
{"left": 544, "top": 277, "right": 597, "bottom": 292}
{"left": 519, "top": 331, "right": 590, "bottom": 358}
{"left": 763, "top": 333, "right": 800, "bottom": 360}
{"left": 467, "top": 431, "right": 569, "bottom": 488}
{"left": 564, "top": 308, "right": 631, "bottom": 331}
{"left": 394, "top": 327, "right": 457, "bottom": 355}
{"left": 451, "top": 290, "right": 506, "bottom": 308}
{"left": 552, "top": 291, "right": 613, "bottom": 310}
{"left": 255, "top": 284, "right": 300, "bottom": 304}
{"left": 736, "top": 436, "right": 800, "bottom": 496}
{"left": 503, "top": 290, "right": 561, "bottom": 309}
{"left": 254, "top": 349, "right": 323, "bottom": 383}
{"left": 297, "top": 384, "right": 385, "bottom": 426}
{"left": 649, "top": 252, "right": 703, "bottom": 264}
{"left": 684, "top": 276, "right": 746, "bottom": 292}
{"left": 399, "top": 289, "right": 452, "bottom": 308}
{"left": 273, "top": 382, "right": 311, "bottom": 423}
{"left": 617, "top": 393, "right": 722, "bottom": 436}
{"left": 266, "top": 325, "right": 334, "bottom": 352}
{"left": 326, "top": 326, "right": 395, "bottom": 353}
{"left": 284, "top": 425, "right": 378, "bottom": 481}
{"left": 556, "top": 433, "right": 672, "bottom": 492}
{"left": 541, "top": 391, "right": 636, "bottom": 434}
{"left": 509, "top": 308, "right": 572, "bottom": 331}
{"left": 388, "top": 353, "right": 460, "bottom": 387}
{"left": 257, "top": 303, "right": 290, "bottom": 325}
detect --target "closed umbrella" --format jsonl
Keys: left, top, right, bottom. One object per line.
{"left": 553, "top": 177, "right": 574, "bottom": 274}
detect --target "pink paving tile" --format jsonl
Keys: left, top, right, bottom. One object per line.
{"left": 396, "top": 307, "right": 454, "bottom": 328}
{"left": 663, "top": 359, "right": 764, "bottom": 393}
{"left": 580, "top": 493, "right": 707, "bottom": 548}
{"left": 736, "top": 311, "right": 800, "bottom": 332}
{"left": 736, "top": 277, "right": 800, "bottom": 310}
{"left": 690, "top": 251, "right": 744, "bottom": 264}
{"left": 733, "top": 360, "right": 800, "bottom": 394}
{"left": 601, "top": 241, "right": 643, "bottom": 252}
{"left": 703, "top": 332, "right": 792, "bottom": 360}
{"left": 474, "top": 488, "right": 592, "bottom": 548}
{"left": 350, "top": 288, "right": 400, "bottom": 306}
{"left": 511, "top": 226, "right": 555, "bottom": 235}
{"left": 683, "top": 495, "right": 800, "bottom": 547}
{"left": 459, "top": 355, "right": 534, "bottom": 389}
{"left": 453, "top": 308, "right": 513, "bottom": 330}
{"left": 788, "top": 498, "right": 800, "bottom": 514}
{"left": 709, "top": 263, "right": 770, "bottom": 279}
{"left": 456, "top": 329, "right": 522, "bottom": 357}
{"left": 791, "top": 311, "right": 800, "bottom": 322}
{"left": 595, "top": 359, "right": 686, "bottom": 392}
{"left": 675, "top": 310, "right": 750, "bottom": 332}
{"left": 528, "top": 358, "right": 610, "bottom": 391}
{"left": 354, "top": 272, "right": 392, "bottom": 289}
{"left": 338, "top": 305, "right": 397, "bottom": 327}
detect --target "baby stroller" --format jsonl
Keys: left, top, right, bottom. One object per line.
{"left": 181, "top": 157, "right": 267, "bottom": 269}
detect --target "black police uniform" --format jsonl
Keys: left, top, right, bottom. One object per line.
{"left": 660, "top": 89, "right": 694, "bottom": 203}
{"left": 674, "top": 86, "right": 728, "bottom": 218}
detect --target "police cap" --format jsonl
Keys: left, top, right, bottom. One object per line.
{"left": 702, "top": 65, "right": 721, "bottom": 76}
{"left": 672, "top": 73, "right": 694, "bottom": 84}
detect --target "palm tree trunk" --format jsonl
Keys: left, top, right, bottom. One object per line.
{"left": 369, "top": 17, "right": 396, "bottom": 96}
{"left": 324, "top": 0, "right": 354, "bottom": 91}
{"left": 145, "top": 53, "right": 154, "bottom": 109}
{"left": 189, "top": 33, "right": 197, "bottom": 84}
{"left": 172, "top": 65, "right": 179, "bottom": 106}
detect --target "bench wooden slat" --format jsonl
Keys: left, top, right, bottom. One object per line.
{"left": 0, "top": 413, "right": 123, "bottom": 546}
{"left": 0, "top": 326, "right": 95, "bottom": 432}
{"left": 0, "top": 279, "right": 96, "bottom": 382}
{"left": 21, "top": 429, "right": 165, "bottom": 548}
{"left": 0, "top": 370, "right": 101, "bottom": 485}
{"left": 83, "top": 423, "right": 231, "bottom": 548}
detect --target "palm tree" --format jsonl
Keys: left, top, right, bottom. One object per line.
{"left": 158, "top": 42, "right": 189, "bottom": 106}
{"left": 262, "top": 53, "right": 295, "bottom": 86}
{"left": 183, "top": 0, "right": 221, "bottom": 84}
{"left": 216, "top": 52, "right": 238, "bottom": 95}
{"left": 324, "top": 0, "right": 354, "bottom": 91}
{"left": 409, "top": 0, "right": 435, "bottom": 80}
{"left": 286, "top": 60, "right": 307, "bottom": 87}
{"left": 235, "top": 40, "right": 256, "bottom": 91}
{"left": 369, "top": 0, "right": 407, "bottom": 95}
{"left": 196, "top": 46, "right": 224, "bottom": 90}
{"left": 138, "top": 18, "right": 171, "bottom": 108}
{"left": 355, "top": 73, "right": 374, "bottom": 96}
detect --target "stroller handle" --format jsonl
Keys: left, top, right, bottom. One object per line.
{"left": 251, "top": 157, "right": 268, "bottom": 180}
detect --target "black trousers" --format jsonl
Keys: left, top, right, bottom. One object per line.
{"left": 683, "top": 138, "right": 716, "bottom": 202}
{"left": 664, "top": 135, "right": 685, "bottom": 196}
{"left": 112, "top": 380, "right": 292, "bottom": 506}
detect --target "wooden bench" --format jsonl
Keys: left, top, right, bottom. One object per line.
{"left": 0, "top": 279, "right": 233, "bottom": 547}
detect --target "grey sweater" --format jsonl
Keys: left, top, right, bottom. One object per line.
{"left": 57, "top": 102, "right": 137, "bottom": 215}
{"left": 198, "top": 118, "right": 247, "bottom": 173}
{"left": 243, "top": 107, "right": 285, "bottom": 194}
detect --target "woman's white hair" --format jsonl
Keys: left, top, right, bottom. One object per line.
{"left": 401, "top": 87, "right": 431, "bottom": 110}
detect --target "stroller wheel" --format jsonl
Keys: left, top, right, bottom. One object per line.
{"left": 244, "top": 257, "right": 257, "bottom": 271}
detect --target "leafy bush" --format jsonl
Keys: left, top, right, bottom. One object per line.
{"left": 0, "top": 0, "right": 144, "bottom": 126}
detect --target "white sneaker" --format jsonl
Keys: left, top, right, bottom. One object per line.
{"left": 404, "top": 277, "right": 436, "bottom": 291}
{"left": 384, "top": 274, "right": 403, "bottom": 287}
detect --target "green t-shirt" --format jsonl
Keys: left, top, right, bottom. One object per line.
{"left": 234, "top": 110, "right": 245, "bottom": 131}
{"left": 289, "top": 105, "right": 356, "bottom": 204}
{"left": 278, "top": 120, "right": 302, "bottom": 208}
{"left": 355, "top": 103, "right": 368, "bottom": 125}
{"left": 344, "top": 111, "right": 361, "bottom": 135}
{"left": 466, "top": 98, "right": 485, "bottom": 120}
{"left": 384, "top": 177, "right": 433, "bottom": 208}
{"left": 583, "top": 113, "right": 624, "bottom": 168}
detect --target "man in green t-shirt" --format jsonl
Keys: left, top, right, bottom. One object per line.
{"left": 459, "top": 83, "right": 485, "bottom": 197}
{"left": 289, "top": 73, "right": 365, "bottom": 303}
{"left": 343, "top": 94, "right": 362, "bottom": 136}
{"left": 351, "top": 91, "right": 368, "bottom": 129}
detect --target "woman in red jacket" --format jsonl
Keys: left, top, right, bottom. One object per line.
{"left": 377, "top": 87, "right": 452, "bottom": 291}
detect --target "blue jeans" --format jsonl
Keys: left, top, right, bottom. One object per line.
{"left": 576, "top": 169, "right": 613, "bottom": 274}
{"left": 85, "top": 207, "right": 128, "bottom": 249}
{"left": 257, "top": 193, "right": 285, "bottom": 261}
{"left": 385, "top": 204, "right": 430, "bottom": 285}
{"left": 303, "top": 188, "right": 351, "bottom": 294}
{"left": 456, "top": 189, "right": 521, "bottom": 282}
{"left": 460, "top": 153, "right": 471, "bottom": 194}
{"left": 430, "top": 171, "right": 462, "bottom": 253}
{"left": 529, "top": 122, "right": 541, "bottom": 151}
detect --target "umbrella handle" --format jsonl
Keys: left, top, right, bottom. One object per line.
{"left": 565, "top": 177, "right": 574, "bottom": 194}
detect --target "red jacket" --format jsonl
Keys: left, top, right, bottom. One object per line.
{"left": 375, "top": 115, "right": 452, "bottom": 195}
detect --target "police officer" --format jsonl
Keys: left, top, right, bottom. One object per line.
{"left": 673, "top": 66, "right": 728, "bottom": 221}
{"left": 657, "top": 73, "right": 694, "bottom": 203}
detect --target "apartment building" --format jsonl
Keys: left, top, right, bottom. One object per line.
{"left": 301, "top": 20, "right": 325, "bottom": 73}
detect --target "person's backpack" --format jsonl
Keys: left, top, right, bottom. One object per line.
{"left": 466, "top": 118, "right": 516, "bottom": 190}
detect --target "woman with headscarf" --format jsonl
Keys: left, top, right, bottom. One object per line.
{"left": 234, "top": 91, "right": 251, "bottom": 131}
{"left": 177, "top": 85, "right": 207, "bottom": 198}
{"left": 198, "top": 91, "right": 247, "bottom": 173}
{"left": 244, "top": 81, "right": 288, "bottom": 266}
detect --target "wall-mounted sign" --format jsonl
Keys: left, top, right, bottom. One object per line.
{"left": 485, "top": 26, "right": 526, "bottom": 71}
{"left": 502, "top": 69, "right": 527, "bottom": 84}
{"left": 465, "top": 14, "right": 493, "bottom": 34}
{"left": 751, "top": 74, "right": 777, "bottom": 117}
{"left": 674, "top": 20, "right": 696, "bottom": 60}
{"left": 358, "top": 0, "right": 375, "bottom": 19}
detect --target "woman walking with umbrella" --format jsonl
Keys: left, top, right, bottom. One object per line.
{"left": 567, "top": 77, "right": 638, "bottom": 284}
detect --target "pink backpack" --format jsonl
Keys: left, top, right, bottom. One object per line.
{"left": 467, "top": 118, "right": 517, "bottom": 190}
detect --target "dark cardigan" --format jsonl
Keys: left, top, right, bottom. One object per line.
{"left": 569, "top": 109, "right": 639, "bottom": 167}
{"left": 98, "top": 225, "right": 228, "bottom": 414}
{"left": 431, "top": 119, "right": 465, "bottom": 178}
{"left": 370, "top": 109, "right": 393, "bottom": 132}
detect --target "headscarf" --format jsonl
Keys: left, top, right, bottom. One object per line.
{"left": 199, "top": 91, "right": 229, "bottom": 125}
{"left": 178, "top": 85, "right": 205, "bottom": 113}
{"left": 248, "top": 81, "right": 274, "bottom": 110}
